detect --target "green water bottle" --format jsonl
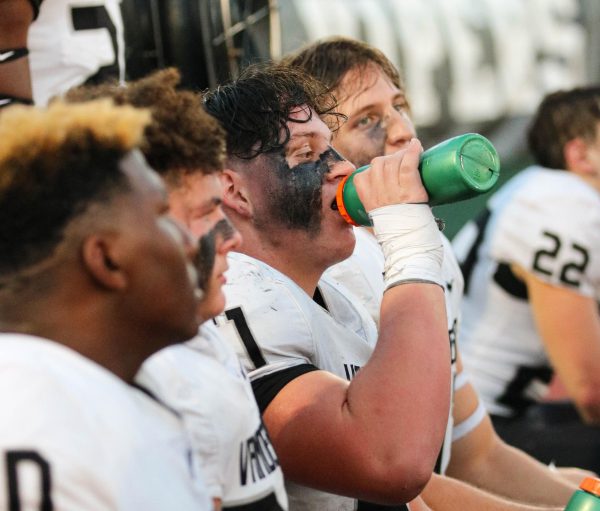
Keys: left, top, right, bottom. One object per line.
{"left": 335, "top": 133, "right": 501, "bottom": 226}
{"left": 564, "top": 477, "right": 600, "bottom": 511}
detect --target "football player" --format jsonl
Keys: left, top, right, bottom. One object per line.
{"left": 287, "top": 36, "right": 589, "bottom": 509}
{"left": 65, "top": 68, "right": 289, "bottom": 511}
{"left": 0, "top": 100, "right": 211, "bottom": 509}
{"left": 453, "top": 85, "right": 600, "bottom": 472}
{"left": 205, "top": 62, "right": 452, "bottom": 510}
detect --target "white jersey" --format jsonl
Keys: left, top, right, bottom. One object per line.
{"left": 326, "top": 227, "right": 462, "bottom": 475}
{"left": 136, "top": 322, "right": 288, "bottom": 510}
{"left": 452, "top": 166, "right": 600, "bottom": 417}
{"left": 0, "top": 333, "right": 211, "bottom": 511}
{"left": 216, "top": 251, "right": 409, "bottom": 511}
{"left": 28, "top": 0, "right": 125, "bottom": 105}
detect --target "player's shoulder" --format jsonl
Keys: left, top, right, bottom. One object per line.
{"left": 492, "top": 166, "right": 600, "bottom": 238}
{"left": 0, "top": 334, "right": 140, "bottom": 443}
{"left": 501, "top": 166, "right": 599, "bottom": 214}
{"left": 225, "top": 252, "right": 314, "bottom": 317}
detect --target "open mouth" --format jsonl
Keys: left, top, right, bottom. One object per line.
{"left": 330, "top": 197, "right": 339, "bottom": 211}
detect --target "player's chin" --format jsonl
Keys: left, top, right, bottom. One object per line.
{"left": 197, "top": 288, "right": 226, "bottom": 322}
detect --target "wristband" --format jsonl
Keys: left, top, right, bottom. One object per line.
{"left": 0, "top": 94, "right": 34, "bottom": 108}
{"left": 0, "top": 48, "right": 29, "bottom": 65}
{"left": 370, "top": 204, "right": 444, "bottom": 289}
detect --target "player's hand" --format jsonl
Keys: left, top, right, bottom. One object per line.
{"left": 353, "top": 138, "right": 427, "bottom": 212}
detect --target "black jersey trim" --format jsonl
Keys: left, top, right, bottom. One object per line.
{"left": 493, "top": 262, "right": 528, "bottom": 300}
{"left": 357, "top": 501, "right": 409, "bottom": 510}
{"left": 223, "top": 492, "right": 284, "bottom": 510}
{"left": 313, "top": 286, "right": 329, "bottom": 311}
{"left": 252, "top": 364, "right": 319, "bottom": 413}
{"left": 225, "top": 306, "right": 267, "bottom": 369}
{"left": 496, "top": 365, "right": 553, "bottom": 415}
{"left": 130, "top": 382, "right": 182, "bottom": 419}
{"left": 460, "top": 208, "right": 491, "bottom": 294}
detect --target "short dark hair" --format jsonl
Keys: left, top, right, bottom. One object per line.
{"left": 283, "top": 36, "right": 405, "bottom": 100}
{"left": 0, "top": 100, "right": 149, "bottom": 280}
{"left": 65, "top": 68, "right": 226, "bottom": 183}
{"left": 527, "top": 86, "right": 600, "bottom": 169}
{"left": 203, "top": 61, "right": 343, "bottom": 159}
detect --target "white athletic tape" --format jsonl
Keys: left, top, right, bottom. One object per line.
{"left": 452, "top": 400, "right": 487, "bottom": 442}
{"left": 454, "top": 370, "right": 470, "bottom": 392}
{"left": 370, "top": 204, "right": 444, "bottom": 289}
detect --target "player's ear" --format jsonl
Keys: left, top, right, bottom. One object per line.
{"left": 81, "top": 234, "right": 128, "bottom": 290}
{"left": 564, "top": 137, "right": 594, "bottom": 175}
{"left": 221, "top": 168, "right": 253, "bottom": 218}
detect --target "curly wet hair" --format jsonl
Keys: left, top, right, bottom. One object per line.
{"left": 527, "top": 86, "right": 600, "bottom": 170}
{"left": 203, "top": 61, "right": 344, "bottom": 159}
{"left": 0, "top": 100, "right": 150, "bottom": 279}
{"left": 64, "top": 68, "right": 226, "bottom": 182}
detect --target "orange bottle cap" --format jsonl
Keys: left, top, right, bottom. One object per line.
{"left": 580, "top": 477, "right": 600, "bottom": 496}
{"left": 335, "top": 174, "right": 359, "bottom": 227}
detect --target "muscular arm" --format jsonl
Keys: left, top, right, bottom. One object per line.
{"left": 446, "top": 353, "right": 578, "bottom": 506}
{"left": 264, "top": 282, "right": 450, "bottom": 504}
{"left": 0, "top": 0, "right": 35, "bottom": 104}
{"left": 421, "top": 473, "right": 564, "bottom": 511}
{"left": 519, "top": 267, "right": 600, "bottom": 424}
{"left": 262, "top": 141, "right": 451, "bottom": 504}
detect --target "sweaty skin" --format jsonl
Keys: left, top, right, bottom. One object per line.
{"left": 262, "top": 147, "right": 345, "bottom": 235}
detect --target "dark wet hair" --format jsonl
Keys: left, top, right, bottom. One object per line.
{"left": 203, "top": 61, "right": 344, "bottom": 159}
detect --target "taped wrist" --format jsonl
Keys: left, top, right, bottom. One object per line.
{"left": 370, "top": 204, "right": 444, "bottom": 289}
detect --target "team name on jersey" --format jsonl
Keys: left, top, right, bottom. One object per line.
{"left": 343, "top": 363, "right": 361, "bottom": 380}
{"left": 239, "top": 422, "right": 279, "bottom": 486}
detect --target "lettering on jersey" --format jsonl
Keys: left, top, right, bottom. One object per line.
{"left": 460, "top": 208, "right": 491, "bottom": 294}
{"left": 343, "top": 363, "right": 361, "bottom": 381}
{"left": 239, "top": 422, "right": 279, "bottom": 486}
{"left": 6, "top": 450, "right": 53, "bottom": 511}
{"left": 449, "top": 318, "right": 458, "bottom": 365}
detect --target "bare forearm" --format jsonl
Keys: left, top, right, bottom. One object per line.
{"left": 0, "top": 0, "right": 33, "bottom": 101}
{"left": 264, "top": 284, "right": 451, "bottom": 502}
{"left": 421, "top": 474, "right": 564, "bottom": 511}
{"left": 346, "top": 283, "right": 451, "bottom": 466}
{"left": 448, "top": 438, "right": 576, "bottom": 506}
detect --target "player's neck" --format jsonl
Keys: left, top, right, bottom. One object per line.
{"left": 0, "top": 297, "right": 146, "bottom": 382}
{"left": 237, "top": 231, "right": 324, "bottom": 296}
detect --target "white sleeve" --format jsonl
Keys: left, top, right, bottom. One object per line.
{"left": 136, "top": 348, "right": 223, "bottom": 499}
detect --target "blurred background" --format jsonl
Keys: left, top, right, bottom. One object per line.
{"left": 120, "top": 0, "right": 600, "bottom": 237}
